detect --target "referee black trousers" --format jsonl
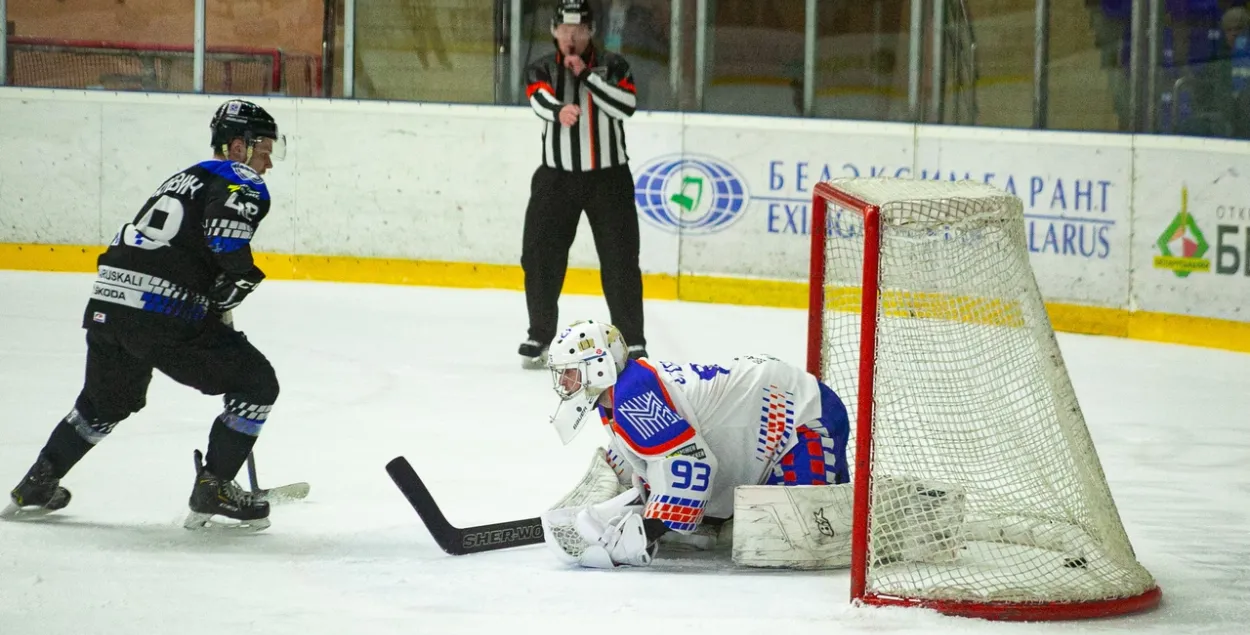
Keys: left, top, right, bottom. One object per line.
{"left": 521, "top": 164, "right": 646, "bottom": 349}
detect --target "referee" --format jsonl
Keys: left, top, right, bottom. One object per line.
{"left": 517, "top": 0, "right": 648, "bottom": 369}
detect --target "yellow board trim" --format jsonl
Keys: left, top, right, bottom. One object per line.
{"left": 2, "top": 243, "right": 1247, "bottom": 354}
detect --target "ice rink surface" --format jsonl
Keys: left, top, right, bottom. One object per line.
{"left": 1, "top": 270, "right": 1247, "bottom": 634}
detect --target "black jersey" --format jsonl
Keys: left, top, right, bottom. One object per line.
{"left": 85, "top": 159, "right": 271, "bottom": 331}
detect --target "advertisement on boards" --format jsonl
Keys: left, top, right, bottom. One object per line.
{"left": 912, "top": 127, "right": 1131, "bottom": 307}
{"left": 627, "top": 118, "right": 1132, "bottom": 309}
{"left": 630, "top": 117, "right": 916, "bottom": 281}
{"left": 1133, "top": 138, "right": 1250, "bottom": 322}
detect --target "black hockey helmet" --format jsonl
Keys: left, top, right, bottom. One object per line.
{"left": 551, "top": 0, "right": 594, "bottom": 33}
{"left": 210, "top": 99, "right": 286, "bottom": 161}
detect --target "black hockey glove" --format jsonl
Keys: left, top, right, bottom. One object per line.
{"left": 209, "top": 266, "right": 266, "bottom": 311}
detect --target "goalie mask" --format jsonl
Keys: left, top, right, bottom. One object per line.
{"left": 547, "top": 320, "right": 628, "bottom": 445}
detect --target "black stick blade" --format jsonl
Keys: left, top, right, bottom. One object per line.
{"left": 385, "top": 456, "right": 545, "bottom": 555}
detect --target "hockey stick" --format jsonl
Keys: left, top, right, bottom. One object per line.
{"left": 246, "top": 452, "right": 260, "bottom": 491}
{"left": 246, "top": 451, "right": 311, "bottom": 504}
{"left": 218, "top": 311, "right": 310, "bottom": 505}
{"left": 385, "top": 456, "right": 544, "bottom": 555}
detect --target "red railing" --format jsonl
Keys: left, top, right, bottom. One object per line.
{"left": 6, "top": 36, "right": 323, "bottom": 96}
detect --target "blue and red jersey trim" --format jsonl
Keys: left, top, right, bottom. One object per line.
{"left": 599, "top": 360, "right": 696, "bottom": 456}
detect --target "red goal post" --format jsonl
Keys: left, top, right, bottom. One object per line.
{"left": 806, "top": 178, "right": 1162, "bottom": 621}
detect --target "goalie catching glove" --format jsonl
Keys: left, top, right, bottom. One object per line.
{"left": 541, "top": 488, "right": 657, "bottom": 569}
{"left": 541, "top": 449, "right": 656, "bottom": 569}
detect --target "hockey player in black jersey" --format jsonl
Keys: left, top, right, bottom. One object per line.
{"left": 2, "top": 99, "right": 287, "bottom": 532}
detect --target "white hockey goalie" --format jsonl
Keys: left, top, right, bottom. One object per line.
{"left": 541, "top": 447, "right": 875, "bottom": 569}
{"left": 538, "top": 320, "right": 855, "bottom": 570}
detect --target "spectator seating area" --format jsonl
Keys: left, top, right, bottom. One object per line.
{"left": 1104, "top": 0, "right": 1250, "bottom": 136}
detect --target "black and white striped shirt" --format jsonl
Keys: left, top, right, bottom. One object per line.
{"left": 525, "top": 47, "right": 636, "bottom": 172}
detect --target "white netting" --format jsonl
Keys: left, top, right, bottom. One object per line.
{"left": 815, "top": 177, "right": 1157, "bottom": 609}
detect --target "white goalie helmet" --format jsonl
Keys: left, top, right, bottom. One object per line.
{"left": 547, "top": 320, "right": 629, "bottom": 445}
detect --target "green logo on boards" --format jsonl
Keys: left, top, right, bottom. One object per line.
{"left": 1153, "top": 186, "right": 1211, "bottom": 278}
{"left": 671, "top": 176, "right": 704, "bottom": 213}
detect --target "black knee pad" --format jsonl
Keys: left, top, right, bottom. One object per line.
{"left": 247, "top": 359, "right": 280, "bottom": 405}
{"left": 77, "top": 387, "right": 145, "bottom": 424}
{"left": 221, "top": 362, "right": 279, "bottom": 437}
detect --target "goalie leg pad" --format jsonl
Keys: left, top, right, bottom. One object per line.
{"left": 548, "top": 447, "right": 630, "bottom": 511}
{"left": 731, "top": 483, "right": 854, "bottom": 570}
{"left": 870, "top": 475, "right": 967, "bottom": 565}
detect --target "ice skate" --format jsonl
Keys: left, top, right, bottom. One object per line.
{"left": 1, "top": 455, "right": 72, "bottom": 520}
{"left": 519, "top": 339, "right": 548, "bottom": 370}
{"left": 184, "top": 450, "right": 270, "bottom": 532}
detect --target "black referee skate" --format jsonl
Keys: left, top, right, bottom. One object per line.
{"left": 1, "top": 454, "right": 72, "bottom": 520}
{"left": 518, "top": 339, "right": 548, "bottom": 370}
{"left": 184, "top": 450, "right": 270, "bottom": 532}
{"left": 627, "top": 345, "right": 648, "bottom": 361}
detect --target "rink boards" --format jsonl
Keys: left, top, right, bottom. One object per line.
{"left": 1, "top": 88, "right": 1249, "bottom": 353}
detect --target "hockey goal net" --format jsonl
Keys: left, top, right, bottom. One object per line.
{"left": 806, "top": 178, "right": 1160, "bottom": 620}
{"left": 7, "top": 37, "right": 321, "bottom": 96}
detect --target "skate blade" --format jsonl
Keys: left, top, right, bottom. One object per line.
{"left": 257, "top": 482, "right": 310, "bottom": 504}
{"left": 183, "top": 511, "right": 271, "bottom": 533}
{"left": 1, "top": 502, "right": 60, "bottom": 521}
{"left": 521, "top": 356, "right": 546, "bottom": 370}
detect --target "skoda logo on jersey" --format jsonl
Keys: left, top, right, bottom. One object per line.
{"left": 634, "top": 155, "right": 750, "bottom": 235}
{"left": 232, "top": 163, "right": 263, "bottom": 183}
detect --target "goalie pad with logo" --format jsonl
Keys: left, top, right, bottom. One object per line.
{"left": 732, "top": 483, "right": 855, "bottom": 569}
{"left": 731, "top": 476, "right": 968, "bottom": 570}
{"left": 869, "top": 475, "right": 967, "bottom": 565}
